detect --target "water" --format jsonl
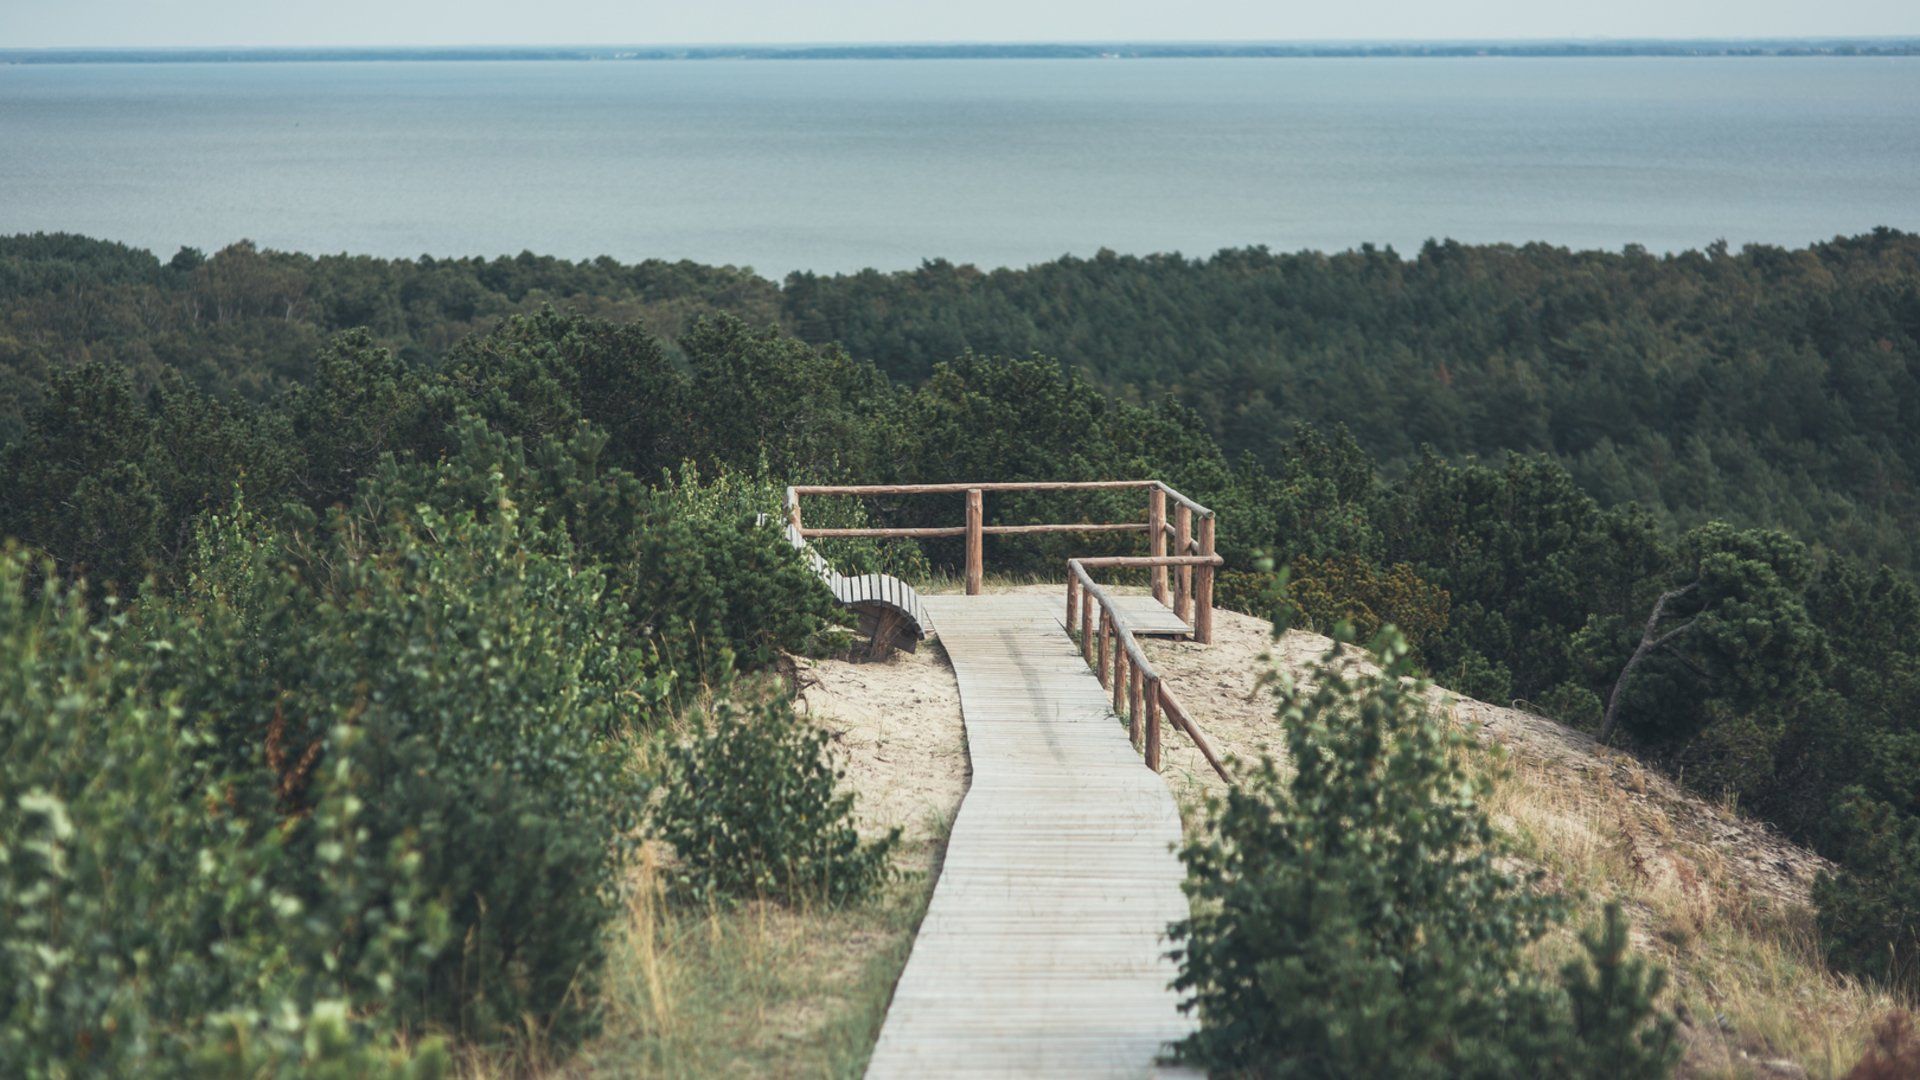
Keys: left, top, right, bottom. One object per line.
{"left": 2, "top": 57, "right": 1917, "bottom": 274}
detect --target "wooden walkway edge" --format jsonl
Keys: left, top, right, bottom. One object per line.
{"left": 865, "top": 594, "right": 1197, "bottom": 1079}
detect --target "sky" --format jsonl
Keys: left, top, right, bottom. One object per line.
{"left": 3, "top": 0, "right": 1917, "bottom": 49}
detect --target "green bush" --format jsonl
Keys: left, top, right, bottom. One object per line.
{"left": 1287, "top": 553, "right": 1451, "bottom": 648}
{"left": 1169, "top": 625, "right": 1675, "bottom": 1078}
{"left": 1562, "top": 903, "right": 1681, "bottom": 1077}
{"left": 654, "top": 696, "right": 897, "bottom": 907}
{"left": 149, "top": 448, "right": 660, "bottom": 1048}
{"left": 0, "top": 548, "right": 446, "bottom": 1076}
{"left": 1535, "top": 680, "right": 1603, "bottom": 731}
{"left": 1815, "top": 794, "right": 1920, "bottom": 993}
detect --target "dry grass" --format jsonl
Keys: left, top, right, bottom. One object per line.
{"left": 1127, "top": 598, "right": 1901, "bottom": 1079}
{"left": 458, "top": 643, "right": 968, "bottom": 1079}
{"left": 460, "top": 584, "right": 1898, "bottom": 1077}
{"left": 1481, "top": 741, "right": 1897, "bottom": 1078}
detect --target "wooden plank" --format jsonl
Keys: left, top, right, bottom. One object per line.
{"left": 779, "top": 521, "right": 931, "bottom": 640}
{"left": 866, "top": 594, "right": 1195, "bottom": 1078}
{"left": 1112, "top": 594, "right": 1192, "bottom": 636}
{"left": 801, "top": 522, "right": 1149, "bottom": 539}
{"left": 793, "top": 480, "right": 1156, "bottom": 495}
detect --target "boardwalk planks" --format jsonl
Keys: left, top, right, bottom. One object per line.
{"left": 865, "top": 594, "right": 1196, "bottom": 1079}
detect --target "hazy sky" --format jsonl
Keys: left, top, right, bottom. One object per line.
{"left": 4, "top": 0, "right": 1917, "bottom": 49}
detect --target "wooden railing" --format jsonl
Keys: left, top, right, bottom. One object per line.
{"left": 786, "top": 480, "right": 1228, "bottom": 782}
{"left": 1067, "top": 556, "right": 1231, "bottom": 782}
{"left": 784, "top": 480, "right": 1217, "bottom": 643}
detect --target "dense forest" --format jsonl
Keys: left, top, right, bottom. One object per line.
{"left": 2, "top": 231, "right": 1918, "bottom": 1071}
{"left": 11, "top": 230, "right": 1920, "bottom": 569}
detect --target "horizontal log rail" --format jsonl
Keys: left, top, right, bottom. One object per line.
{"left": 785, "top": 481, "right": 1217, "bottom": 637}
{"left": 787, "top": 479, "right": 1226, "bottom": 783}
{"left": 1067, "top": 558, "right": 1231, "bottom": 783}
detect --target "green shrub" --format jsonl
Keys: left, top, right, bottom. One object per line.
{"left": 655, "top": 696, "right": 897, "bottom": 907}
{"left": 1288, "top": 553, "right": 1451, "bottom": 647}
{"left": 0, "top": 548, "right": 445, "bottom": 1076}
{"left": 1169, "top": 625, "right": 1675, "bottom": 1078}
{"left": 1535, "top": 680, "right": 1603, "bottom": 731}
{"left": 1211, "top": 567, "right": 1281, "bottom": 619}
{"left": 1561, "top": 902, "right": 1681, "bottom": 1077}
{"left": 150, "top": 449, "right": 661, "bottom": 1048}
{"left": 1815, "top": 794, "right": 1920, "bottom": 993}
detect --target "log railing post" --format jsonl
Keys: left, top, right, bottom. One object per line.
{"left": 1082, "top": 590, "right": 1095, "bottom": 664}
{"left": 1145, "top": 676, "right": 1163, "bottom": 771}
{"left": 1195, "top": 514, "right": 1216, "bottom": 645}
{"left": 1066, "top": 573, "right": 1080, "bottom": 634}
{"left": 1129, "top": 662, "right": 1145, "bottom": 749}
{"left": 1149, "top": 486, "right": 1168, "bottom": 604}
{"left": 1174, "top": 504, "right": 1192, "bottom": 624}
{"left": 1097, "top": 611, "right": 1112, "bottom": 687}
{"left": 964, "top": 488, "right": 984, "bottom": 595}
{"left": 1113, "top": 639, "right": 1127, "bottom": 714}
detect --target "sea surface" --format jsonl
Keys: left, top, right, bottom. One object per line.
{"left": 2, "top": 57, "right": 1917, "bottom": 273}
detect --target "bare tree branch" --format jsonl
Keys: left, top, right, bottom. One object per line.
{"left": 1600, "top": 582, "right": 1700, "bottom": 745}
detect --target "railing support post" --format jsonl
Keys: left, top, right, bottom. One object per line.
{"left": 1129, "top": 662, "right": 1145, "bottom": 749}
{"left": 1066, "top": 573, "right": 1080, "bottom": 634}
{"left": 1149, "top": 486, "right": 1168, "bottom": 604}
{"left": 1113, "top": 639, "right": 1127, "bottom": 715}
{"left": 1082, "top": 590, "right": 1095, "bottom": 664}
{"left": 1196, "top": 514, "right": 1216, "bottom": 645}
{"left": 964, "top": 488, "right": 984, "bottom": 595}
{"left": 1097, "top": 611, "right": 1112, "bottom": 687}
{"left": 1174, "top": 504, "right": 1192, "bottom": 624}
{"left": 1145, "top": 676, "right": 1163, "bottom": 771}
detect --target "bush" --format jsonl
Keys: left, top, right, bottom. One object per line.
{"left": 1288, "top": 554, "right": 1451, "bottom": 647}
{"left": 654, "top": 696, "right": 897, "bottom": 907}
{"left": 150, "top": 450, "right": 660, "bottom": 1048}
{"left": 1561, "top": 902, "right": 1681, "bottom": 1077}
{"left": 1210, "top": 568, "right": 1268, "bottom": 617}
{"left": 1535, "top": 680, "right": 1603, "bottom": 731}
{"left": 1815, "top": 794, "right": 1920, "bottom": 993}
{"left": 1169, "top": 625, "right": 1675, "bottom": 1078}
{"left": 1845, "top": 1011, "right": 1920, "bottom": 1080}
{"left": 0, "top": 547, "right": 446, "bottom": 1075}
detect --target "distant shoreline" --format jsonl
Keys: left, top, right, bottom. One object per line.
{"left": 5, "top": 39, "right": 1920, "bottom": 64}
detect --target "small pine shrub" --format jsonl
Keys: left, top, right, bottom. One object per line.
{"left": 1536, "top": 680, "right": 1603, "bottom": 731}
{"left": 655, "top": 696, "right": 898, "bottom": 907}
{"left": 1289, "top": 554, "right": 1452, "bottom": 646}
{"left": 1212, "top": 568, "right": 1284, "bottom": 620}
{"left": 1560, "top": 902, "right": 1681, "bottom": 1077}
{"left": 1815, "top": 793, "right": 1920, "bottom": 993}
{"left": 1169, "top": 625, "right": 1676, "bottom": 1078}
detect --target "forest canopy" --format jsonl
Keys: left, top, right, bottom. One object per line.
{"left": 7, "top": 230, "right": 1919, "bottom": 569}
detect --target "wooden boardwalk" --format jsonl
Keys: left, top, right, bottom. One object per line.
{"left": 865, "top": 593, "right": 1197, "bottom": 1079}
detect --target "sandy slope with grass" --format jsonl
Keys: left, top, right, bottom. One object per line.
{"left": 527, "top": 584, "right": 1892, "bottom": 1078}
{"left": 1135, "top": 598, "right": 1895, "bottom": 1079}
{"left": 801, "top": 583, "right": 1895, "bottom": 1078}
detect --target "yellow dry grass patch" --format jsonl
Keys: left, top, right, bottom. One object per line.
{"left": 1483, "top": 740, "right": 1897, "bottom": 1078}
{"left": 1129, "top": 599, "right": 1902, "bottom": 1079}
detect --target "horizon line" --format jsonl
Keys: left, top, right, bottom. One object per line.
{"left": 9, "top": 35, "right": 1920, "bottom": 53}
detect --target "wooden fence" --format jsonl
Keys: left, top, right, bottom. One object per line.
{"left": 786, "top": 481, "right": 1230, "bottom": 782}
{"left": 1067, "top": 556, "right": 1230, "bottom": 782}
{"left": 784, "top": 480, "right": 1217, "bottom": 643}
